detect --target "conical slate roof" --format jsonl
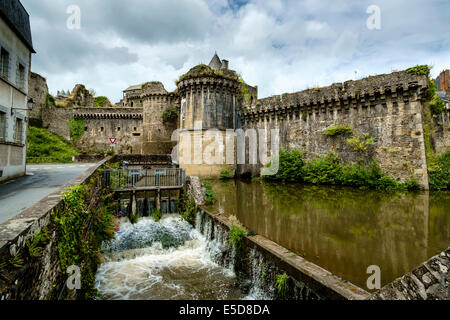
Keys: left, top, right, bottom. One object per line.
{"left": 208, "top": 52, "right": 223, "bottom": 70}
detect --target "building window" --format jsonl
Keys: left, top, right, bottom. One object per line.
{"left": 117, "top": 127, "right": 121, "bottom": 132}
{"left": 14, "top": 118, "right": 23, "bottom": 144}
{"left": 0, "top": 111, "right": 6, "bottom": 140}
{"left": 0, "top": 48, "right": 10, "bottom": 80}
{"left": 16, "top": 63, "right": 25, "bottom": 90}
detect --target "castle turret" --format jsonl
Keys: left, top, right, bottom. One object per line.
{"left": 141, "top": 81, "right": 179, "bottom": 154}
{"left": 176, "top": 53, "right": 242, "bottom": 176}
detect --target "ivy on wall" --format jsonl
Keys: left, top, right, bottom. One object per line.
{"left": 69, "top": 117, "right": 85, "bottom": 142}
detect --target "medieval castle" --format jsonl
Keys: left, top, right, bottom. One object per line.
{"left": 28, "top": 53, "right": 450, "bottom": 189}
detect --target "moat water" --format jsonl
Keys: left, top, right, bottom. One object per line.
{"left": 205, "top": 180, "right": 450, "bottom": 289}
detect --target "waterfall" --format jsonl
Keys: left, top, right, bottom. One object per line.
{"left": 195, "top": 210, "right": 273, "bottom": 300}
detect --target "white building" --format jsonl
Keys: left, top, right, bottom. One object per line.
{"left": 0, "top": 0, "right": 35, "bottom": 182}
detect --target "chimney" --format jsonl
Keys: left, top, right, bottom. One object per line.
{"left": 222, "top": 60, "right": 229, "bottom": 70}
{"left": 440, "top": 70, "right": 450, "bottom": 92}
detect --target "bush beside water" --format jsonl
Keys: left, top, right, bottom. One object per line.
{"left": 265, "top": 148, "right": 420, "bottom": 191}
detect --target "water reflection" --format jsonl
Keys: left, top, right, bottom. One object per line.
{"left": 206, "top": 180, "right": 450, "bottom": 290}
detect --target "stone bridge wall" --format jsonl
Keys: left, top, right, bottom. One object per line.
{"left": 238, "top": 71, "right": 431, "bottom": 188}
{"left": 0, "top": 159, "right": 106, "bottom": 300}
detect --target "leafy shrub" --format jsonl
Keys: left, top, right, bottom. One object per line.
{"left": 323, "top": 125, "right": 353, "bottom": 136}
{"left": 428, "top": 150, "right": 450, "bottom": 191}
{"left": 94, "top": 96, "right": 109, "bottom": 108}
{"left": 162, "top": 105, "right": 179, "bottom": 124}
{"left": 181, "top": 197, "right": 197, "bottom": 225}
{"left": 406, "top": 65, "right": 431, "bottom": 76}
{"left": 152, "top": 208, "right": 163, "bottom": 222}
{"left": 264, "top": 148, "right": 304, "bottom": 182}
{"left": 220, "top": 168, "right": 234, "bottom": 180}
{"left": 264, "top": 149, "right": 419, "bottom": 191}
{"left": 203, "top": 182, "right": 216, "bottom": 205}
{"left": 229, "top": 225, "right": 246, "bottom": 248}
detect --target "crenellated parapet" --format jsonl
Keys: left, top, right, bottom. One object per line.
{"left": 240, "top": 71, "right": 429, "bottom": 124}
{"left": 74, "top": 112, "right": 142, "bottom": 120}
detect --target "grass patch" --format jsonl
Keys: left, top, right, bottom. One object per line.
{"left": 27, "top": 126, "right": 79, "bottom": 163}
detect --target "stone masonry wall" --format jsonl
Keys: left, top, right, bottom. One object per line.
{"left": 371, "top": 247, "right": 449, "bottom": 300}
{"left": 27, "top": 72, "right": 48, "bottom": 126}
{"left": 42, "top": 107, "right": 143, "bottom": 154}
{"left": 239, "top": 71, "right": 430, "bottom": 189}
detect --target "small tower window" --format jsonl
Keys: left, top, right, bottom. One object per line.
{"left": 117, "top": 127, "right": 121, "bottom": 131}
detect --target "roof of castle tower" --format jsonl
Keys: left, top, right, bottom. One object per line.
{"left": 142, "top": 81, "right": 167, "bottom": 94}
{"left": 176, "top": 63, "right": 239, "bottom": 85}
{"left": 124, "top": 84, "right": 142, "bottom": 92}
{"left": 209, "top": 52, "right": 223, "bottom": 70}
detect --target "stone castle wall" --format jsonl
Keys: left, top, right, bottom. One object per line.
{"left": 142, "top": 92, "right": 179, "bottom": 155}
{"left": 27, "top": 72, "right": 48, "bottom": 126}
{"left": 238, "top": 71, "right": 431, "bottom": 188}
{"left": 42, "top": 107, "right": 143, "bottom": 154}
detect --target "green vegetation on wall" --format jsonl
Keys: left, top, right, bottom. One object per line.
{"left": 323, "top": 125, "right": 353, "bottom": 136}
{"left": 27, "top": 126, "right": 79, "bottom": 163}
{"left": 276, "top": 273, "right": 288, "bottom": 299}
{"left": 347, "top": 134, "right": 375, "bottom": 152}
{"left": 69, "top": 117, "right": 85, "bottom": 142}
{"left": 240, "top": 78, "right": 251, "bottom": 102}
{"left": 52, "top": 181, "right": 118, "bottom": 300}
{"left": 44, "top": 94, "right": 55, "bottom": 109}
{"left": 265, "top": 148, "right": 420, "bottom": 191}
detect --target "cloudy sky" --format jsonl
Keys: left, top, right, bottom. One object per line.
{"left": 21, "top": 0, "right": 450, "bottom": 103}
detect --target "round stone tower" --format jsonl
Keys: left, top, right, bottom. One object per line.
{"left": 141, "top": 81, "right": 179, "bottom": 154}
{"left": 176, "top": 53, "right": 242, "bottom": 176}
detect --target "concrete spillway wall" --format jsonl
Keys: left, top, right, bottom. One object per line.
{"left": 196, "top": 208, "right": 369, "bottom": 300}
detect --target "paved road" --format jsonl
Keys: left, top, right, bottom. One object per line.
{"left": 0, "top": 163, "right": 96, "bottom": 224}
